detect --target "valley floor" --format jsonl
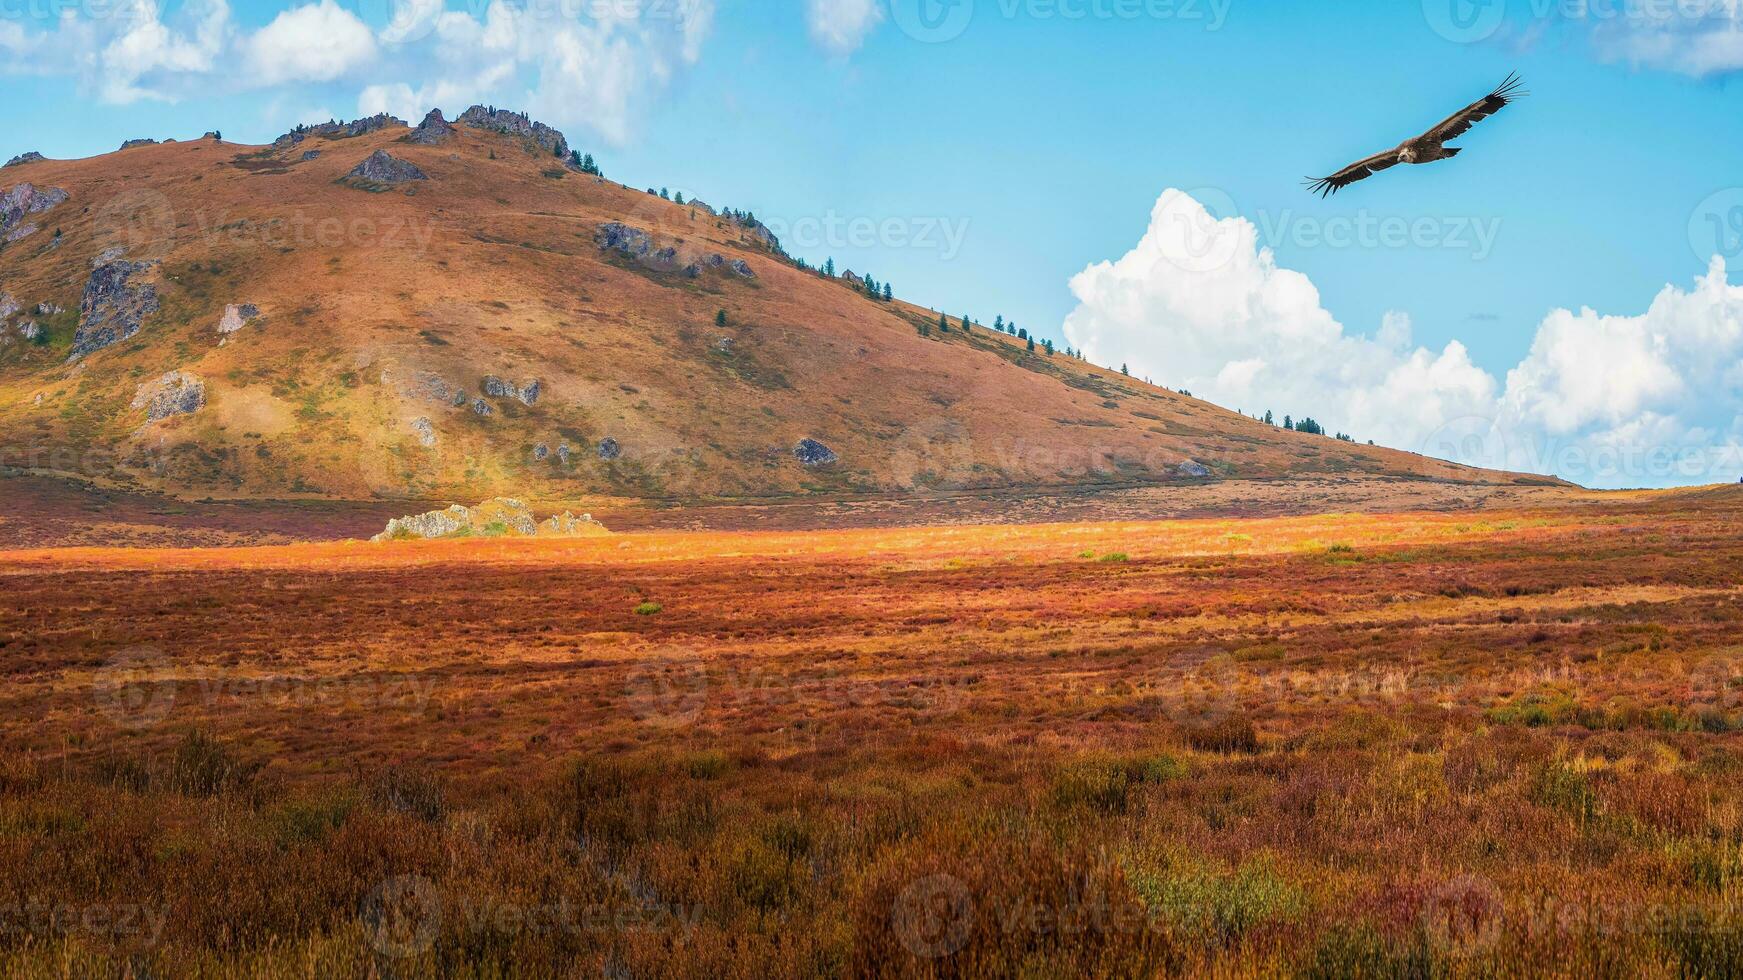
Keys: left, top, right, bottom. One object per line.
{"left": 1, "top": 488, "right": 1741, "bottom": 975}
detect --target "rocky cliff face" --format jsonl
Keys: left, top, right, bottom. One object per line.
{"left": 346, "top": 151, "right": 427, "bottom": 186}
{"left": 457, "top": 106, "right": 570, "bottom": 159}
{"left": 69, "top": 254, "right": 159, "bottom": 362}
{"left": 407, "top": 109, "right": 455, "bottom": 145}
{"left": 0, "top": 183, "right": 68, "bottom": 239}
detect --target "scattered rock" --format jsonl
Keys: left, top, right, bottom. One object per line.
{"left": 716, "top": 336, "right": 735, "bottom": 353}
{"left": 3, "top": 152, "right": 44, "bottom": 168}
{"left": 457, "top": 106, "right": 570, "bottom": 158}
{"left": 16, "top": 320, "right": 40, "bottom": 341}
{"left": 411, "top": 416, "right": 437, "bottom": 447}
{"left": 794, "top": 438, "right": 838, "bottom": 467}
{"left": 595, "top": 223, "right": 690, "bottom": 273}
{"left": 729, "top": 259, "right": 756, "bottom": 279}
{"left": 202, "top": 131, "right": 221, "bottom": 141}
{"left": 0, "top": 293, "right": 17, "bottom": 319}
{"left": 1177, "top": 460, "right": 1212, "bottom": 479}
{"left": 372, "top": 497, "right": 608, "bottom": 541}
{"left": 216, "top": 303, "right": 260, "bottom": 335}
{"left": 407, "top": 371, "right": 467, "bottom": 406}
{"left": 130, "top": 370, "right": 204, "bottom": 421}
{"left": 33, "top": 302, "right": 62, "bottom": 316}
{"left": 533, "top": 443, "right": 549, "bottom": 461}
{"left": 472, "top": 398, "right": 492, "bottom": 417}
{"left": 4, "top": 222, "right": 37, "bottom": 243}
{"left": 275, "top": 114, "right": 407, "bottom": 150}
{"left": 482, "top": 375, "right": 541, "bottom": 406}
{"left": 119, "top": 138, "right": 158, "bottom": 150}
{"left": 301, "top": 150, "right": 321, "bottom": 161}
{"left": 345, "top": 150, "right": 427, "bottom": 186}
{"left": 556, "top": 443, "right": 571, "bottom": 465}
{"left": 407, "top": 109, "right": 455, "bottom": 145}
{"left": 1, "top": 183, "right": 69, "bottom": 238}
{"left": 68, "top": 255, "right": 159, "bottom": 362}
{"left": 598, "top": 437, "right": 621, "bottom": 461}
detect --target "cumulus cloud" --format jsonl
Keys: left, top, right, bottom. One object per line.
{"left": 0, "top": 0, "right": 718, "bottom": 144}
{"left": 1063, "top": 190, "right": 1743, "bottom": 488}
{"left": 807, "top": 0, "right": 883, "bottom": 55}
{"left": 1588, "top": 2, "right": 1743, "bottom": 77}
{"left": 245, "top": 0, "right": 378, "bottom": 87}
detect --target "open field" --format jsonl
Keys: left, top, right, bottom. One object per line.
{"left": 3, "top": 488, "right": 1742, "bottom": 976}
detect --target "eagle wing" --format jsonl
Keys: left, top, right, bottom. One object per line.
{"left": 1305, "top": 149, "right": 1404, "bottom": 198}
{"left": 1421, "top": 72, "right": 1525, "bottom": 144}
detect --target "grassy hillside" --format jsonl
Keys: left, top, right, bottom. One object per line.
{"left": 0, "top": 114, "right": 1550, "bottom": 504}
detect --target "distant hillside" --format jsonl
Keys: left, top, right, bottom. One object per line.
{"left": 0, "top": 110, "right": 1553, "bottom": 504}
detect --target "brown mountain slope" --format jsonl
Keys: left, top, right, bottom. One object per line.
{"left": 0, "top": 112, "right": 1555, "bottom": 505}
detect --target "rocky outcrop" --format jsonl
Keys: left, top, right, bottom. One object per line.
{"left": 345, "top": 150, "right": 427, "bottom": 186}
{"left": 3, "top": 152, "right": 44, "bottom": 168}
{"left": 472, "top": 398, "right": 492, "bottom": 417}
{"left": 729, "top": 259, "right": 756, "bottom": 279}
{"left": 407, "top": 109, "right": 454, "bottom": 145}
{"left": 482, "top": 376, "right": 541, "bottom": 406}
{"left": 1, "top": 183, "right": 69, "bottom": 239}
{"left": 457, "top": 106, "right": 570, "bottom": 158}
{"left": 533, "top": 443, "right": 549, "bottom": 462}
{"left": 556, "top": 444, "right": 571, "bottom": 465}
{"left": 598, "top": 437, "right": 621, "bottom": 461}
{"left": 216, "top": 303, "right": 260, "bottom": 335}
{"left": 407, "top": 370, "right": 467, "bottom": 406}
{"left": 130, "top": 371, "right": 205, "bottom": 422}
{"left": 69, "top": 255, "right": 159, "bottom": 362}
{"left": 15, "top": 321, "right": 39, "bottom": 342}
{"left": 275, "top": 114, "right": 407, "bottom": 150}
{"left": 1177, "top": 460, "right": 1212, "bottom": 479}
{"left": 794, "top": 438, "right": 837, "bottom": 467}
{"left": 301, "top": 150, "right": 321, "bottom": 161}
{"left": 119, "top": 138, "right": 158, "bottom": 150}
{"left": 5, "top": 223, "right": 38, "bottom": 243}
{"left": 411, "top": 417, "right": 437, "bottom": 448}
{"left": 0, "top": 293, "right": 18, "bottom": 320}
{"left": 596, "top": 223, "right": 689, "bottom": 273}
{"left": 372, "top": 498, "right": 608, "bottom": 542}
{"left": 841, "top": 270, "right": 864, "bottom": 287}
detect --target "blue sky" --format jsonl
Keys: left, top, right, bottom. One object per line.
{"left": 5, "top": 0, "right": 1743, "bottom": 486}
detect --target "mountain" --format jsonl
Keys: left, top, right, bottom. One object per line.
{"left": 0, "top": 109, "right": 1549, "bottom": 506}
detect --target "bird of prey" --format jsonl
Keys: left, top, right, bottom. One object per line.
{"left": 1306, "top": 73, "right": 1525, "bottom": 198}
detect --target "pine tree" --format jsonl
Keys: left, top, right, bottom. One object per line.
{"left": 1017, "top": 328, "right": 1028, "bottom": 341}
{"left": 675, "top": 192, "right": 685, "bottom": 204}
{"left": 1044, "top": 340, "right": 1054, "bottom": 356}
{"left": 939, "top": 312, "right": 949, "bottom": 333}
{"left": 1027, "top": 337, "right": 1036, "bottom": 353}
{"left": 1264, "top": 410, "right": 1274, "bottom": 426}
{"left": 716, "top": 309, "right": 727, "bottom": 327}
{"left": 660, "top": 187, "right": 670, "bottom": 200}
{"left": 1284, "top": 415, "right": 1294, "bottom": 430}
{"left": 824, "top": 258, "right": 835, "bottom": 277}
{"left": 960, "top": 315, "right": 971, "bottom": 333}
{"left": 883, "top": 283, "right": 893, "bottom": 302}
{"left": 1121, "top": 363, "right": 1129, "bottom": 375}
{"left": 994, "top": 315, "right": 1004, "bottom": 333}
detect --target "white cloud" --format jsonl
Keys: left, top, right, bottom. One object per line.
{"left": 1063, "top": 190, "right": 1743, "bottom": 488}
{"left": 1589, "top": 4, "right": 1743, "bottom": 77}
{"left": 245, "top": 0, "right": 378, "bottom": 87}
{"left": 807, "top": 0, "right": 883, "bottom": 55}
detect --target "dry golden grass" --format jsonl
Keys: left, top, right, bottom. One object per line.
{"left": 2, "top": 489, "right": 1741, "bottom": 976}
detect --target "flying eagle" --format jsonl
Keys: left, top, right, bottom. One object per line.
{"left": 1306, "top": 73, "right": 1525, "bottom": 198}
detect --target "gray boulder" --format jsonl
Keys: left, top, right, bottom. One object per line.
{"left": 730, "top": 259, "right": 756, "bottom": 279}
{"left": 557, "top": 443, "right": 571, "bottom": 465}
{"left": 3, "top": 152, "right": 44, "bottom": 168}
{"left": 411, "top": 417, "right": 437, "bottom": 447}
{"left": 472, "top": 398, "right": 492, "bottom": 417}
{"left": 533, "top": 443, "right": 549, "bottom": 462}
{"left": 596, "top": 223, "right": 689, "bottom": 273}
{"left": 482, "top": 376, "right": 541, "bottom": 406}
{"left": 1177, "top": 460, "right": 1211, "bottom": 479}
{"left": 346, "top": 150, "right": 427, "bottom": 185}
{"left": 301, "top": 150, "right": 321, "bottom": 161}
{"left": 598, "top": 437, "right": 621, "bottom": 461}
{"left": 216, "top": 303, "right": 260, "bottom": 335}
{"left": 794, "top": 438, "right": 838, "bottom": 467}
{"left": 372, "top": 498, "right": 606, "bottom": 542}
{"left": 16, "top": 320, "right": 40, "bottom": 341}
{"left": 130, "top": 371, "right": 204, "bottom": 421}
{"left": 409, "top": 371, "right": 467, "bottom": 406}
{"left": 69, "top": 255, "right": 159, "bottom": 362}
